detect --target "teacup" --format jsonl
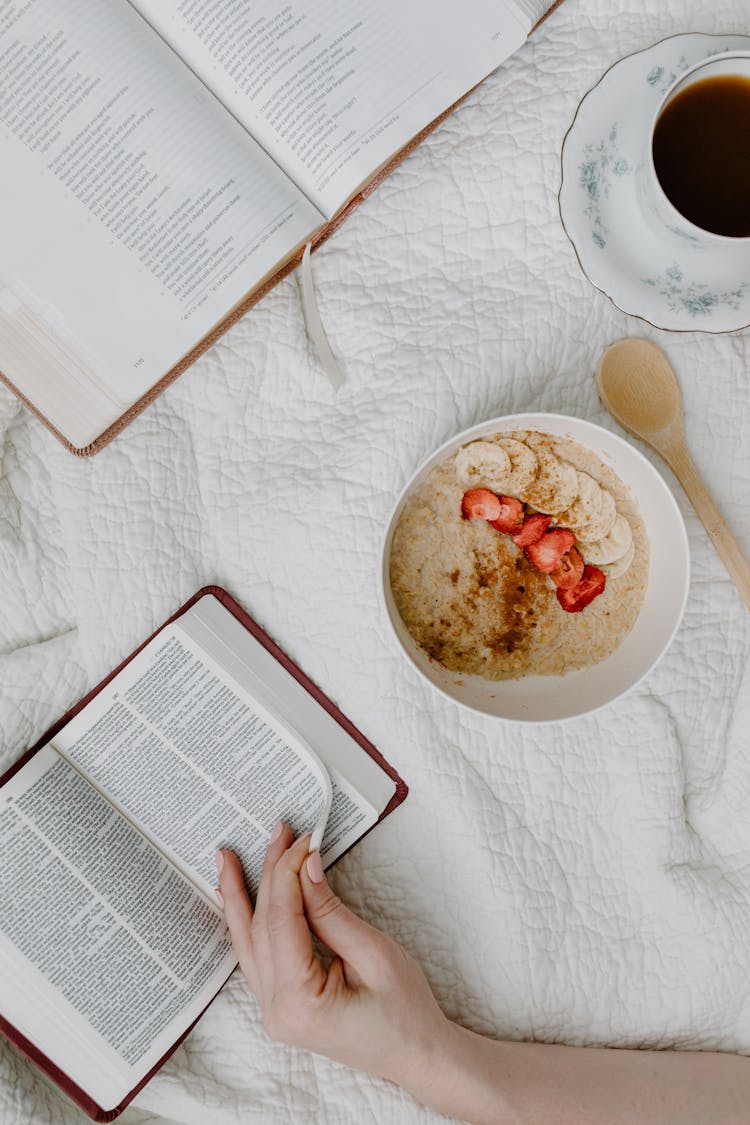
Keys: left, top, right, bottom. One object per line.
{"left": 637, "top": 51, "right": 750, "bottom": 249}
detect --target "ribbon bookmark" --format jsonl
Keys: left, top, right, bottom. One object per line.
{"left": 298, "top": 242, "right": 345, "bottom": 389}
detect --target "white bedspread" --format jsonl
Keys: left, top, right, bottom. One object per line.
{"left": 2, "top": 1, "right": 750, "bottom": 1122}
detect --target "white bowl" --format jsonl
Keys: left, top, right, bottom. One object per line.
{"left": 380, "top": 413, "right": 689, "bottom": 723}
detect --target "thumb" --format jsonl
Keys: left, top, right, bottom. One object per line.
{"left": 300, "top": 851, "right": 383, "bottom": 970}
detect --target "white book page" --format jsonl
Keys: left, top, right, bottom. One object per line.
{"left": 0, "top": 0, "right": 323, "bottom": 448}
{"left": 52, "top": 624, "right": 334, "bottom": 900}
{"left": 129, "top": 0, "right": 531, "bottom": 218}
{"left": 0, "top": 746, "right": 237, "bottom": 1112}
{"left": 178, "top": 594, "right": 397, "bottom": 868}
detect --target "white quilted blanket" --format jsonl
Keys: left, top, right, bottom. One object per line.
{"left": 2, "top": 0, "right": 750, "bottom": 1122}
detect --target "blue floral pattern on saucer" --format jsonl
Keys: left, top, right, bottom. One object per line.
{"left": 559, "top": 33, "right": 750, "bottom": 333}
{"left": 579, "top": 124, "right": 631, "bottom": 249}
{"left": 643, "top": 263, "right": 749, "bottom": 317}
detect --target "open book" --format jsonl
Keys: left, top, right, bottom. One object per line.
{"left": 0, "top": 0, "right": 557, "bottom": 454}
{"left": 0, "top": 587, "right": 406, "bottom": 1120}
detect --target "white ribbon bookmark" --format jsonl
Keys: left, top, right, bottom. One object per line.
{"left": 298, "top": 242, "right": 345, "bottom": 389}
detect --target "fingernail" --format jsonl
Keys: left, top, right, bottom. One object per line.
{"left": 215, "top": 887, "right": 224, "bottom": 908}
{"left": 306, "top": 851, "right": 324, "bottom": 884}
{"left": 215, "top": 849, "right": 224, "bottom": 874}
{"left": 270, "top": 821, "right": 284, "bottom": 843}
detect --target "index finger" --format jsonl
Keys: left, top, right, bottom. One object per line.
{"left": 217, "top": 849, "right": 260, "bottom": 996}
{"left": 267, "top": 834, "right": 323, "bottom": 988}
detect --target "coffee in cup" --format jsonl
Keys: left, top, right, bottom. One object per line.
{"left": 638, "top": 52, "right": 750, "bottom": 247}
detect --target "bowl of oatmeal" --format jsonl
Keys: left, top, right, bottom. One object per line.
{"left": 381, "top": 413, "right": 689, "bottom": 722}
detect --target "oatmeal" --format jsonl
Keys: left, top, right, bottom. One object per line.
{"left": 389, "top": 430, "right": 649, "bottom": 680}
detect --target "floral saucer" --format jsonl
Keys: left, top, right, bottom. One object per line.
{"left": 559, "top": 33, "right": 750, "bottom": 333}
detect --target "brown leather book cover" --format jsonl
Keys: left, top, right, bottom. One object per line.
{"left": 0, "top": 585, "right": 408, "bottom": 1120}
{"left": 0, "top": 1, "right": 565, "bottom": 457}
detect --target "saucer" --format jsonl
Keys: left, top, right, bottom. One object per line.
{"left": 559, "top": 33, "right": 750, "bottom": 333}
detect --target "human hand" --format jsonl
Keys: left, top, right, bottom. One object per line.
{"left": 215, "top": 825, "right": 450, "bottom": 1089}
{"left": 215, "top": 828, "right": 750, "bottom": 1125}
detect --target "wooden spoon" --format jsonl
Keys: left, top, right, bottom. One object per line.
{"left": 596, "top": 338, "right": 750, "bottom": 611}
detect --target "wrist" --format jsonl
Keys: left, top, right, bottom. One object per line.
{"left": 398, "top": 1019, "right": 516, "bottom": 1125}
{"left": 383, "top": 1010, "right": 456, "bottom": 1101}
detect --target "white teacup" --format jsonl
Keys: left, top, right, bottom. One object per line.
{"left": 637, "top": 51, "right": 750, "bottom": 249}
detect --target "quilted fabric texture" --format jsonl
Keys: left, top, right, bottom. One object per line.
{"left": 2, "top": 0, "right": 750, "bottom": 1122}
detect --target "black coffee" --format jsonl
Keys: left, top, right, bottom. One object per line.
{"left": 652, "top": 74, "right": 750, "bottom": 238}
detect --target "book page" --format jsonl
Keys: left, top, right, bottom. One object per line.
{"left": 0, "top": 0, "right": 323, "bottom": 448}
{"left": 52, "top": 625, "right": 335, "bottom": 899}
{"left": 129, "top": 0, "right": 531, "bottom": 217}
{"left": 0, "top": 745, "right": 237, "bottom": 1111}
{"left": 178, "top": 594, "right": 397, "bottom": 867}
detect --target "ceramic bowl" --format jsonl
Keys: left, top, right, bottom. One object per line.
{"left": 380, "top": 413, "right": 689, "bottom": 722}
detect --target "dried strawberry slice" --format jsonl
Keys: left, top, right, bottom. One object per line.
{"left": 550, "top": 546, "right": 585, "bottom": 590}
{"left": 511, "top": 513, "right": 551, "bottom": 548}
{"left": 556, "top": 565, "right": 606, "bottom": 612}
{"left": 461, "top": 489, "right": 502, "bottom": 521}
{"left": 524, "top": 528, "right": 576, "bottom": 573}
{"left": 487, "top": 496, "right": 524, "bottom": 533}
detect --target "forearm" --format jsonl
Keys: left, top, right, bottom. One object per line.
{"left": 218, "top": 834, "right": 750, "bottom": 1125}
{"left": 400, "top": 1021, "right": 750, "bottom": 1125}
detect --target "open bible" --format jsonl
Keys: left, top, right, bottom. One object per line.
{"left": 0, "top": 587, "right": 407, "bottom": 1120}
{"left": 0, "top": 0, "right": 558, "bottom": 454}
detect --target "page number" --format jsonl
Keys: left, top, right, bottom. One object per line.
{"left": 134, "top": 357, "right": 145, "bottom": 368}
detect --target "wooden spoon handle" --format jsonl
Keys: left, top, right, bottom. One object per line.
{"left": 666, "top": 444, "right": 750, "bottom": 611}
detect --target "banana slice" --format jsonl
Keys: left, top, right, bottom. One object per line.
{"left": 580, "top": 487, "right": 617, "bottom": 542}
{"left": 552, "top": 460, "right": 580, "bottom": 514}
{"left": 525, "top": 455, "right": 579, "bottom": 515}
{"left": 520, "top": 434, "right": 579, "bottom": 513}
{"left": 523, "top": 447, "right": 568, "bottom": 513}
{"left": 601, "top": 540, "right": 635, "bottom": 580}
{"left": 559, "top": 471, "right": 604, "bottom": 537}
{"left": 495, "top": 438, "right": 538, "bottom": 494}
{"left": 454, "top": 441, "right": 511, "bottom": 490}
{"left": 579, "top": 513, "right": 633, "bottom": 565}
